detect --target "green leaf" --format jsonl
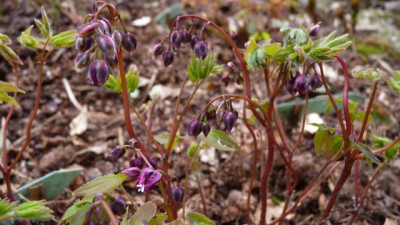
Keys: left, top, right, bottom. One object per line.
{"left": 187, "top": 143, "right": 198, "bottom": 157}
{"left": 372, "top": 135, "right": 399, "bottom": 161}
{"left": 357, "top": 143, "right": 380, "bottom": 163}
{"left": 388, "top": 72, "right": 400, "bottom": 95}
{"left": 60, "top": 196, "right": 93, "bottom": 224}
{"left": 0, "top": 199, "right": 16, "bottom": 216}
{"left": 49, "top": 30, "right": 77, "bottom": 48}
{"left": 247, "top": 46, "right": 266, "bottom": 69}
{"left": 280, "top": 27, "right": 308, "bottom": 47}
{"left": 310, "top": 123, "right": 336, "bottom": 133}
{"left": 264, "top": 43, "right": 281, "bottom": 56}
{"left": 187, "top": 212, "right": 215, "bottom": 225}
{"left": 167, "top": 219, "right": 185, "bottom": 225}
{"left": 41, "top": 7, "right": 52, "bottom": 38}
{"left": 328, "top": 135, "right": 343, "bottom": 156}
{"left": 149, "top": 213, "right": 167, "bottom": 225}
{"left": 0, "top": 92, "right": 19, "bottom": 106}
{"left": 154, "top": 132, "right": 182, "bottom": 150}
{"left": 200, "top": 129, "right": 240, "bottom": 151}
{"left": 0, "top": 33, "right": 11, "bottom": 44}
{"left": 187, "top": 52, "right": 221, "bottom": 82}
{"left": 72, "top": 173, "right": 126, "bottom": 197}
{"left": 354, "top": 69, "right": 382, "bottom": 81}
{"left": 244, "top": 39, "right": 259, "bottom": 62}
{"left": 314, "top": 129, "right": 329, "bottom": 155}
{"left": 0, "top": 81, "right": 25, "bottom": 93}
{"left": 0, "top": 43, "right": 23, "bottom": 65}
{"left": 126, "top": 69, "right": 140, "bottom": 93}
{"left": 18, "top": 25, "right": 40, "bottom": 49}
{"left": 15, "top": 201, "right": 53, "bottom": 220}
{"left": 128, "top": 202, "right": 157, "bottom": 225}
{"left": 104, "top": 74, "right": 117, "bottom": 91}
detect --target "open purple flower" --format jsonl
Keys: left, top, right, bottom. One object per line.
{"left": 136, "top": 168, "right": 162, "bottom": 192}
{"left": 121, "top": 167, "right": 141, "bottom": 178}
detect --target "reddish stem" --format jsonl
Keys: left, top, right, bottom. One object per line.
{"left": 334, "top": 56, "right": 351, "bottom": 138}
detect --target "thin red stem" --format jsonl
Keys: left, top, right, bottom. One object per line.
{"left": 334, "top": 56, "right": 351, "bottom": 138}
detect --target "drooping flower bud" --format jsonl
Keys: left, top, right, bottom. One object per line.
{"left": 74, "top": 52, "right": 90, "bottom": 70}
{"left": 172, "top": 186, "right": 184, "bottom": 204}
{"left": 191, "top": 36, "right": 201, "bottom": 50}
{"left": 78, "top": 22, "right": 98, "bottom": 38}
{"left": 122, "top": 32, "right": 137, "bottom": 52}
{"left": 162, "top": 51, "right": 174, "bottom": 67}
{"left": 148, "top": 157, "right": 158, "bottom": 169}
{"left": 97, "top": 19, "right": 112, "bottom": 36}
{"left": 285, "top": 81, "right": 296, "bottom": 96}
{"left": 293, "top": 75, "right": 310, "bottom": 94}
{"left": 194, "top": 40, "right": 208, "bottom": 59}
{"left": 188, "top": 119, "right": 203, "bottom": 137}
{"left": 111, "top": 196, "right": 126, "bottom": 216}
{"left": 221, "top": 74, "right": 230, "bottom": 87}
{"left": 98, "top": 34, "right": 116, "bottom": 59}
{"left": 182, "top": 30, "right": 192, "bottom": 43}
{"left": 130, "top": 157, "right": 145, "bottom": 169}
{"left": 309, "top": 24, "right": 320, "bottom": 36}
{"left": 223, "top": 111, "right": 237, "bottom": 133}
{"left": 310, "top": 75, "right": 323, "bottom": 90}
{"left": 153, "top": 44, "right": 165, "bottom": 57}
{"left": 202, "top": 123, "right": 211, "bottom": 137}
{"left": 121, "top": 167, "right": 141, "bottom": 178}
{"left": 87, "top": 60, "right": 110, "bottom": 85}
{"left": 170, "top": 30, "right": 182, "bottom": 51}
{"left": 75, "top": 37, "right": 93, "bottom": 52}
{"left": 109, "top": 145, "right": 125, "bottom": 160}
{"left": 206, "top": 105, "right": 216, "bottom": 119}
{"left": 112, "top": 30, "right": 123, "bottom": 50}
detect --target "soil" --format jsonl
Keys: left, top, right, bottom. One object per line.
{"left": 1, "top": 0, "right": 400, "bottom": 224}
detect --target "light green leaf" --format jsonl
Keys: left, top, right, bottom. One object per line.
{"left": 200, "top": 129, "right": 240, "bottom": 151}
{"left": 167, "top": 219, "right": 184, "bottom": 225}
{"left": 314, "top": 129, "right": 329, "bottom": 155}
{"left": 328, "top": 135, "right": 343, "bottom": 156}
{"left": 128, "top": 202, "right": 157, "bottom": 225}
{"left": 0, "top": 44, "right": 23, "bottom": 65}
{"left": 187, "top": 52, "right": 220, "bottom": 82}
{"left": 60, "top": 197, "right": 93, "bottom": 224}
{"left": 72, "top": 173, "right": 126, "bottom": 197}
{"left": 357, "top": 143, "right": 380, "bottom": 163}
{"left": 0, "top": 92, "right": 18, "bottom": 106}
{"left": 0, "top": 33, "right": 11, "bottom": 44}
{"left": 0, "top": 81, "right": 25, "bottom": 93}
{"left": 49, "top": 30, "right": 77, "bottom": 48}
{"left": 372, "top": 135, "right": 398, "bottom": 161}
{"left": 15, "top": 201, "right": 53, "bottom": 220}
{"left": 310, "top": 123, "right": 336, "bottom": 133}
{"left": 264, "top": 43, "right": 281, "bottom": 56}
{"left": 354, "top": 69, "right": 382, "bottom": 81}
{"left": 244, "top": 39, "right": 259, "bottom": 62}
{"left": 154, "top": 132, "right": 182, "bottom": 149}
{"left": 0, "top": 199, "right": 16, "bottom": 216}
{"left": 41, "top": 7, "right": 52, "bottom": 38}
{"left": 149, "top": 213, "right": 167, "bottom": 225}
{"left": 187, "top": 212, "right": 215, "bottom": 225}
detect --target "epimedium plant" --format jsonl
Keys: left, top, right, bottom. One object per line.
{"left": 0, "top": 6, "right": 76, "bottom": 223}
{"left": 1, "top": 1, "right": 396, "bottom": 225}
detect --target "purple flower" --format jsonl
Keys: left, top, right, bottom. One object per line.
{"left": 148, "top": 157, "right": 158, "bottom": 169}
{"left": 111, "top": 196, "right": 126, "bottom": 216}
{"left": 87, "top": 60, "right": 110, "bottom": 86}
{"left": 136, "top": 168, "right": 162, "bottom": 192}
{"left": 191, "top": 36, "right": 201, "bottom": 50}
{"left": 74, "top": 52, "right": 90, "bottom": 70}
{"left": 162, "top": 51, "right": 174, "bottom": 67}
{"left": 130, "top": 157, "right": 145, "bottom": 169}
{"left": 285, "top": 79, "right": 296, "bottom": 96}
{"left": 310, "top": 75, "right": 323, "bottom": 90}
{"left": 309, "top": 24, "right": 320, "bottom": 36}
{"left": 121, "top": 167, "right": 141, "bottom": 178}
{"left": 98, "top": 34, "right": 116, "bottom": 59}
{"left": 75, "top": 37, "right": 93, "bottom": 52}
{"left": 223, "top": 111, "right": 238, "bottom": 133}
{"left": 182, "top": 30, "right": 192, "bottom": 43}
{"left": 153, "top": 44, "right": 165, "bottom": 57}
{"left": 202, "top": 123, "right": 211, "bottom": 137}
{"left": 112, "top": 30, "right": 123, "bottom": 50}
{"left": 170, "top": 30, "right": 182, "bottom": 51}
{"left": 78, "top": 22, "right": 98, "bottom": 38}
{"left": 109, "top": 145, "right": 125, "bottom": 160}
{"left": 122, "top": 32, "right": 137, "bottom": 52}
{"left": 172, "top": 186, "right": 184, "bottom": 204}
{"left": 194, "top": 40, "right": 208, "bottom": 59}
{"left": 188, "top": 119, "right": 203, "bottom": 137}
{"left": 97, "top": 19, "right": 112, "bottom": 36}
{"left": 293, "top": 75, "right": 310, "bottom": 94}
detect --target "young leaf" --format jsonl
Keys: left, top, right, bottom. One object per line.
{"left": 148, "top": 213, "right": 167, "bottom": 225}
{"left": 354, "top": 69, "right": 382, "bottom": 81}
{"left": 167, "top": 219, "right": 184, "bottom": 225}
{"left": 187, "top": 212, "right": 215, "bottom": 225}
{"left": 0, "top": 43, "right": 23, "bottom": 65}
{"left": 328, "top": 135, "right": 343, "bottom": 156}
{"left": 264, "top": 43, "right": 281, "bottom": 56}
{"left": 41, "top": 7, "right": 52, "bottom": 38}
{"left": 247, "top": 46, "right": 266, "bottom": 69}
{"left": 0, "top": 199, "right": 16, "bottom": 216}
{"left": 128, "top": 202, "right": 157, "bottom": 225}
{"left": 60, "top": 197, "right": 93, "bottom": 224}
{"left": 372, "top": 135, "right": 399, "bottom": 161}
{"left": 0, "top": 81, "right": 25, "bottom": 93}
{"left": 200, "top": 129, "right": 240, "bottom": 151}
{"left": 0, "top": 33, "right": 11, "bottom": 44}
{"left": 18, "top": 25, "right": 40, "bottom": 49}
{"left": 357, "top": 143, "right": 380, "bottom": 163}
{"left": 388, "top": 72, "right": 400, "bottom": 95}
{"left": 49, "top": 30, "right": 77, "bottom": 48}
{"left": 244, "top": 39, "right": 259, "bottom": 61}
{"left": 154, "top": 132, "right": 182, "bottom": 149}
{"left": 314, "top": 129, "right": 329, "bottom": 155}
{"left": 15, "top": 201, "right": 53, "bottom": 220}
{"left": 0, "top": 92, "right": 19, "bottom": 106}
{"left": 187, "top": 52, "right": 221, "bottom": 82}
{"left": 72, "top": 173, "right": 126, "bottom": 197}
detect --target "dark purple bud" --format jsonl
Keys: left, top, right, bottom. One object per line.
{"left": 75, "top": 37, "right": 93, "bottom": 52}
{"left": 230, "top": 32, "right": 238, "bottom": 42}
{"left": 221, "top": 74, "right": 230, "bottom": 87}
{"left": 122, "top": 32, "right": 137, "bottom": 52}
{"left": 111, "top": 196, "right": 126, "bottom": 216}
{"left": 309, "top": 24, "right": 320, "bottom": 36}
{"left": 78, "top": 22, "right": 98, "bottom": 38}
{"left": 87, "top": 60, "right": 110, "bottom": 85}
{"left": 172, "top": 186, "right": 184, "bottom": 204}
{"left": 217, "top": 110, "right": 227, "bottom": 125}
{"left": 121, "top": 167, "right": 141, "bottom": 178}
{"left": 109, "top": 145, "right": 125, "bottom": 160}
{"left": 170, "top": 30, "right": 182, "bottom": 51}
{"left": 97, "top": 19, "right": 112, "bottom": 36}
{"left": 206, "top": 105, "right": 216, "bottom": 119}
{"left": 232, "top": 110, "right": 239, "bottom": 120}
{"left": 310, "top": 75, "right": 323, "bottom": 90}
{"left": 188, "top": 119, "right": 203, "bottom": 137}
{"left": 191, "top": 36, "right": 201, "bottom": 50}
{"left": 112, "top": 30, "right": 123, "bottom": 50}
{"left": 223, "top": 112, "right": 237, "bottom": 133}
{"left": 98, "top": 34, "right": 116, "bottom": 59}
{"left": 162, "top": 51, "right": 174, "bottom": 67}
{"left": 285, "top": 81, "right": 296, "bottom": 96}
{"left": 105, "top": 54, "right": 118, "bottom": 70}
{"left": 293, "top": 75, "right": 310, "bottom": 94}
{"left": 194, "top": 40, "right": 208, "bottom": 59}
{"left": 74, "top": 53, "right": 90, "bottom": 70}
{"left": 202, "top": 123, "right": 211, "bottom": 137}
{"left": 148, "top": 157, "right": 158, "bottom": 169}
{"left": 136, "top": 168, "right": 162, "bottom": 192}
{"left": 182, "top": 30, "right": 192, "bottom": 43}
{"left": 130, "top": 157, "right": 145, "bottom": 169}
{"left": 153, "top": 44, "right": 165, "bottom": 57}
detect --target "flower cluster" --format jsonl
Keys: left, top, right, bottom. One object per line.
{"left": 74, "top": 11, "right": 137, "bottom": 86}
{"left": 285, "top": 74, "right": 323, "bottom": 95}
{"left": 122, "top": 155, "right": 161, "bottom": 192}
{"left": 153, "top": 25, "right": 209, "bottom": 67}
